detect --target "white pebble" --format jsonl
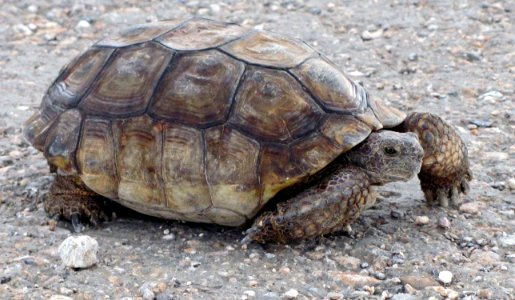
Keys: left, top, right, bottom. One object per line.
{"left": 415, "top": 216, "right": 429, "bottom": 225}
{"left": 507, "top": 178, "right": 515, "bottom": 191}
{"left": 283, "top": 288, "right": 299, "bottom": 299}
{"left": 49, "top": 296, "right": 73, "bottom": 300}
{"left": 438, "top": 270, "right": 453, "bottom": 284}
{"left": 58, "top": 235, "right": 99, "bottom": 269}
{"left": 76, "top": 20, "right": 91, "bottom": 29}
{"left": 243, "top": 290, "right": 256, "bottom": 297}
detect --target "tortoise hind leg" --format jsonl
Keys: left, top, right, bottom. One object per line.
{"left": 399, "top": 112, "right": 472, "bottom": 207}
{"left": 45, "top": 175, "right": 110, "bottom": 232}
{"left": 243, "top": 167, "right": 375, "bottom": 244}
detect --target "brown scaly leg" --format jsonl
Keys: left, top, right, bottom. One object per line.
{"left": 243, "top": 167, "right": 375, "bottom": 244}
{"left": 399, "top": 112, "right": 472, "bottom": 207}
{"left": 45, "top": 175, "right": 110, "bottom": 232}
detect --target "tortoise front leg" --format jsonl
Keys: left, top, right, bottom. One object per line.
{"left": 45, "top": 175, "right": 110, "bottom": 232}
{"left": 243, "top": 167, "right": 375, "bottom": 244}
{"left": 399, "top": 113, "right": 472, "bottom": 207}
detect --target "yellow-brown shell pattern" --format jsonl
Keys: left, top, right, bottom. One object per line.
{"left": 23, "top": 17, "right": 405, "bottom": 226}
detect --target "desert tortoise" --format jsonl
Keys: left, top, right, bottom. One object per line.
{"left": 23, "top": 17, "right": 472, "bottom": 243}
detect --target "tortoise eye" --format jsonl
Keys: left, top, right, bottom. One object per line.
{"left": 384, "top": 146, "right": 398, "bottom": 156}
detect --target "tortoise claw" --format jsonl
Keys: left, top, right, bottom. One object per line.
{"left": 71, "top": 213, "right": 85, "bottom": 233}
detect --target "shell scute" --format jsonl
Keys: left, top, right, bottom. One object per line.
{"left": 44, "top": 109, "right": 82, "bottom": 174}
{"left": 149, "top": 50, "right": 244, "bottom": 126}
{"left": 77, "top": 118, "right": 118, "bottom": 199}
{"left": 157, "top": 18, "right": 248, "bottom": 51}
{"left": 205, "top": 126, "right": 260, "bottom": 218}
{"left": 48, "top": 48, "right": 113, "bottom": 109}
{"left": 97, "top": 20, "right": 183, "bottom": 47}
{"left": 291, "top": 58, "right": 365, "bottom": 112}
{"left": 161, "top": 124, "right": 211, "bottom": 213}
{"left": 231, "top": 67, "right": 323, "bottom": 142}
{"left": 222, "top": 30, "right": 314, "bottom": 68}
{"left": 80, "top": 42, "right": 173, "bottom": 117}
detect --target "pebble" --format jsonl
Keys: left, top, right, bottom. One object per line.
{"left": 499, "top": 234, "right": 515, "bottom": 248}
{"left": 391, "top": 294, "right": 417, "bottom": 300}
{"left": 76, "top": 20, "right": 91, "bottom": 29}
{"left": 332, "top": 255, "right": 361, "bottom": 270}
{"left": 400, "top": 275, "right": 439, "bottom": 289}
{"left": 478, "top": 288, "right": 492, "bottom": 299}
{"left": 329, "top": 271, "right": 380, "bottom": 287}
{"left": 507, "top": 178, "right": 515, "bottom": 190}
{"left": 374, "top": 272, "right": 386, "bottom": 280}
{"left": 415, "top": 216, "right": 429, "bottom": 225}
{"left": 243, "top": 290, "right": 256, "bottom": 298}
{"left": 404, "top": 283, "right": 416, "bottom": 294}
{"left": 49, "top": 296, "right": 73, "bottom": 300}
{"left": 459, "top": 202, "right": 479, "bottom": 214}
{"left": 438, "top": 271, "right": 453, "bottom": 284}
{"left": 390, "top": 209, "right": 405, "bottom": 219}
{"left": 437, "top": 215, "right": 451, "bottom": 229}
{"left": 326, "top": 292, "right": 343, "bottom": 300}
{"left": 478, "top": 91, "right": 503, "bottom": 102}
{"left": 162, "top": 233, "right": 176, "bottom": 241}
{"left": 283, "top": 288, "right": 299, "bottom": 299}
{"left": 58, "top": 235, "right": 99, "bottom": 269}
{"left": 361, "top": 28, "right": 383, "bottom": 40}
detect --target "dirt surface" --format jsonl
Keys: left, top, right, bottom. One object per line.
{"left": 1, "top": 0, "right": 514, "bottom": 299}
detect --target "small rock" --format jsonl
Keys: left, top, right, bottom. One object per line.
{"left": 499, "top": 234, "right": 515, "bottom": 248}
{"left": 209, "top": 3, "right": 221, "bottom": 13}
{"left": 329, "top": 271, "right": 380, "bottom": 287}
{"left": 459, "top": 202, "right": 479, "bottom": 214}
{"left": 27, "top": 5, "right": 39, "bottom": 13}
{"left": 76, "top": 20, "right": 91, "bottom": 29}
{"left": 49, "top": 296, "right": 74, "bottom": 300}
{"left": 447, "top": 290, "right": 459, "bottom": 300}
{"left": 507, "top": 178, "right": 515, "bottom": 190}
{"left": 400, "top": 275, "right": 439, "bottom": 289}
{"left": 415, "top": 216, "right": 429, "bottom": 225}
{"left": 437, "top": 216, "right": 451, "bottom": 229}
{"left": 408, "top": 53, "right": 418, "bottom": 61}
{"left": 0, "top": 276, "right": 12, "bottom": 284}
{"left": 327, "top": 292, "right": 343, "bottom": 300}
{"left": 374, "top": 272, "right": 386, "bottom": 280}
{"left": 140, "top": 285, "right": 155, "bottom": 300}
{"left": 478, "top": 91, "right": 503, "bottom": 102}
{"left": 464, "top": 52, "right": 482, "bottom": 62}
{"left": 469, "top": 119, "right": 493, "bottom": 128}
{"left": 391, "top": 209, "right": 405, "bottom": 219}
{"left": 162, "top": 233, "right": 176, "bottom": 240}
{"left": 243, "top": 290, "right": 256, "bottom": 298}
{"left": 438, "top": 271, "right": 453, "bottom": 284}
{"left": 58, "top": 235, "right": 99, "bottom": 269}
{"left": 391, "top": 294, "right": 417, "bottom": 300}
{"left": 361, "top": 28, "right": 383, "bottom": 40}
{"left": 332, "top": 255, "right": 361, "bottom": 270}
{"left": 404, "top": 284, "right": 416, "bottom": 294}
{"left": 283, "top": 288, "right": 299, "bottom": 299}
{"left": 478, "top": 288, "right": 492, "bottom": 299}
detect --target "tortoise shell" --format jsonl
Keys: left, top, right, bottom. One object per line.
{"left": 24, "top": 18, "right": 405, "bottom": 226}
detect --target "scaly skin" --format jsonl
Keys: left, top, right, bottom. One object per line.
{"left": 400, "top": 113, "right": 472, "bottom": 207}
{"left": 243, "top": 167, "right": 375, "bottom": 243}
{"left": 45, "top": 175, "right": 109, "bottom": 232}
{"left": 244, "top": 131, "right": 424, "bottom": 243}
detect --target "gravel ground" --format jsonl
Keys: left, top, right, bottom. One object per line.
{"left": 1, "top": 0, "right": 514, "bottom": 299}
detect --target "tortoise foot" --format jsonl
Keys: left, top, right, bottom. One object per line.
{"left": 45, "top": 175, "right": 110, "bottom": 232}
{"left": 401, "top": 112, "right": 472, "bottom": 207}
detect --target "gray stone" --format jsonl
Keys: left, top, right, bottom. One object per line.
{"left": 58, "top": 235, "right": 99, "bottom": 269}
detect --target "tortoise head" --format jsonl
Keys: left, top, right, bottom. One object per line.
{"left": 344, "top": 131, "right": 424, "bottom": 185}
